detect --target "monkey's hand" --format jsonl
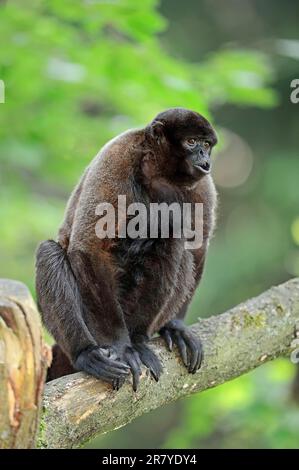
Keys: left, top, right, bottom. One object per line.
{"left": 74, "top": 345, "right": 131, "bottom": 390}
{"left": 159, "top": 319, "right": 203, "bottom": 374}
{"left": 122, "top": 345, "right": 143, "bottom": 392}
{"left": 132, "top": 335, "right": 163, "bottom": 384}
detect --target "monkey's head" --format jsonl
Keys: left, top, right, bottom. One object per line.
{"left": 143, "top": 108, "right": 217, "bottom": 188}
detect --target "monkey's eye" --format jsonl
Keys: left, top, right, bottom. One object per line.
{"left": 186, "top": 138, "right": 197, "bottom": 148}
{"left": 203, "top": 141, "right": 210, "bottom": 150}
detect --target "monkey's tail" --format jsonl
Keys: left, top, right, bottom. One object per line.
{"left": 47, "top": 344, "right": 75, "bottom": 381}
{"left": 35, "top": 240, "right": 81, "bottom": 381}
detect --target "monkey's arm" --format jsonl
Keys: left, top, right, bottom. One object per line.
{"left": 159, "top": 248, "right": 206, "bottom": 373}
{"left": 177, "top": 249, "right": 206, "bottom": 319}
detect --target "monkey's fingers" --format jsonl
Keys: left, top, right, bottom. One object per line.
{"left": 159, "top": 328, "right": 173, "bottom": 351}
{"left": 101, "top": 347, "right": 122, "bottom": 363}
{"left": 94, "top": 348, "right": 130, "bottom": 371}
{"left": 181, "top": 331, "right": 203, "bottom": 374}
{"left": 195, "top": 348, "right": 203, "bottom": 373}
{"left": 89, "top": 355, "right": 130, "bottom": 377}
{"left": 78, "top": 359, "right": 126, "bottom": 384}
{"left": 113, "top": 376, "right": 126, "bottom": 391}
{"left": 173, "top": 331, "right": 188, "bottom": 368}
{"left": 159, "top": 323, "right": 203, "bottom": 374}
{"left": 124, "top": 347, "right": 142, "bottom": 392}
{"left": 134, "top": 343, "right": 163, "bottom": 382}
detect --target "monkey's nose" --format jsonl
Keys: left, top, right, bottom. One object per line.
{"left": 193, "top": 157, "right": 211, "bottom": 174}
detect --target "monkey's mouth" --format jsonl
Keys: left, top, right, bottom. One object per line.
{"left": 194, "top": 161, "right": 211, "bottom": 174}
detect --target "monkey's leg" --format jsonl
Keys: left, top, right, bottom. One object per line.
{"left": 36, "top": 241, "right": 130, "bottom": 388}
{"left": 159, "top": 317, "right": 202, "bottom": 374}
{"left": 68, "top": 249, "right": 142, "bottom": 391}
{"left": 132, "top": 334, "right": 163, "bottom": 382}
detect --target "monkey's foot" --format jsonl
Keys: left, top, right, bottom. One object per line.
{"left": 133, "top": 341, "right": 163, "bottom": 382}
{"left": 74, "top": 345, "right": 130, "bottom": 390}
{"left": 159, "top": 320, "right": 203, "bottom": 374}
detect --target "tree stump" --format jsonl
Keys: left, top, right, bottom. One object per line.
{"left": 0, "top": 279, "right": 51, "bottom": 448}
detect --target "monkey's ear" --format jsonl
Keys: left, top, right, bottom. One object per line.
{"left": 146, "top": 119, "right": 166, "bottom": 145}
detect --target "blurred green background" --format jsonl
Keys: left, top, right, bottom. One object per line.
{"left": 1, "top": 0, "right": 299, "bottom": 449}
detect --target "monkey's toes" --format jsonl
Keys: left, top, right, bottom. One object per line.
{"left": 160, "top": 320, "right": 203, "bottom": 373}
{"left": 133, "top": 342, "right": 163, "bottom": 382}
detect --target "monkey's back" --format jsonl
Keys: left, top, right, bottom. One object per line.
{"left": 58, "top": 128, "right": 145, "bottom": 252}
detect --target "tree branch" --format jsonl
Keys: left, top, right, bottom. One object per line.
{"left": 39, "top": 278, "right": 299, "bottom": 448}
{"left": 0, "top": 280, "right": 51, "bottom": 449}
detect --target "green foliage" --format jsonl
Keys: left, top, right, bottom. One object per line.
{"left": 0, "top": 0, "right": 275, "bottom": 287}
{"left": 196, "top": 50, "right": 278, "bottom": 107}
{"left": 0, "top": 0, "right": 297, "bottom": 450}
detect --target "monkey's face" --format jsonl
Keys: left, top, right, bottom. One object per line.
{"left": 145, "top": 108, "right": 217, "bottom": 187}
